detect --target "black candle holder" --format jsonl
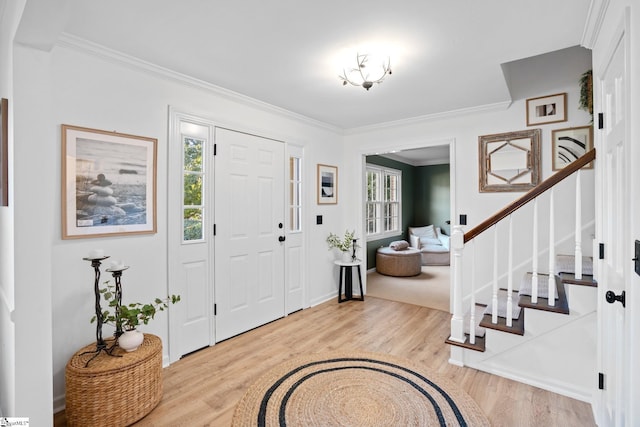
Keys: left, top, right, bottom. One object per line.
{"left": 105, "top": 264, "right": 129, "bottom": 339}
{"left": 352, "top": 238, "right": 359, "bottom": 262}
{"left": 79, "top": 255, "right": 121, "bottom": 366}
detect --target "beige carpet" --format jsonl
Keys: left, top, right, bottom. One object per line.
{"left": 366, "top": 265, "right": 451, "bottom": 312}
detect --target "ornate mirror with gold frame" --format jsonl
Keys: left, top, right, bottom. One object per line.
{"left": 478, "top": 129, "right": 541, "bottom": 193}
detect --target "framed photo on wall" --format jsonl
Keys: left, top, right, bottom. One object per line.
{"left": 526, "top": 93, "right": 567, "bottom": 126}
{"left": 0, "top": 98, "right": 8, "bottom": 207}
{"left": 62, "top": 124, "right": 157, "bottom": 239}
{"left": 317, "top": 164, "right": 338, "bottom": 204}
{"left": 551, "top": 125, "right": 593, "bottom": 171}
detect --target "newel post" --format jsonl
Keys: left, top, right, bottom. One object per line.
{"left": 449, "top": 225, "right": 465, "bottom": 343}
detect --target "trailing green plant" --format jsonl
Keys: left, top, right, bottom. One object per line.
{"left": 579, "top": 69, "right": 593, "bottom": 117}
{"left": 326, "top": 230, "right": 356, "bottom": 252}
{"left": 91, "top": 281, "right": 181, "bottom": 332}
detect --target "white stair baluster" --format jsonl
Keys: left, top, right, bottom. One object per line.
{"left": 449, "top": 225, "right": 465, "bottom": 343}
{"left": 470, "top": 239, "right": 476, "bottom": 345}
{"left": 575, "top": 171, "right": 583, "bottom": 280}
{"left": 532, "top": 198, "right": 539, "bottom": 304}
{"left": 548, "top": 188, "right": 556, "bottom": 306}
{"left": 506, "top": 215, "right": 514, "bottom": 327}
{"left": 492, "top": 224, "right": 499, "bottom": 324}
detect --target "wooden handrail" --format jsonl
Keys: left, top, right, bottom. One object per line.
{"left": 464, "top": 148, "right": 596, "bottom": 243}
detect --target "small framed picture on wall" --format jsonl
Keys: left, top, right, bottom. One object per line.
{"left": 551, "top": 126, "right": 593, "bottom": 171}
{"left": 317, "top": 164, "right": 338, "bottom": 204}
{"left": 526, "top": 93, "right": 567, "bottom": 126}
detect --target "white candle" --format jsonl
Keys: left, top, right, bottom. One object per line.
{"left": 110, "top": 260, "right": 125, "bottom": 271}
{"left": 88, "top": 249, "right": 104, "bottom": 259}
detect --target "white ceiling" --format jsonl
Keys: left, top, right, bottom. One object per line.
{"left": 17, "top": 0, "right": 592, "bottom": 130}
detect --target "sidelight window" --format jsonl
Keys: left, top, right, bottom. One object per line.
{"left": 183, "top": 136, "right": 205, "bottom": 241}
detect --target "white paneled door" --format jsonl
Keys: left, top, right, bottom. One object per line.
{"left": 214, "top": 128, "right": 286, "bottom": 341}
{"left": 597, "top": 14, "right": 629, "bottom": 427}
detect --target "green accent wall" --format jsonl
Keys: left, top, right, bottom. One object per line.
{"left": 414, "top": 164, "right": 451, "bottom": 236}
{"left": 364, "top": 157, "right": 450, "bottom": 269}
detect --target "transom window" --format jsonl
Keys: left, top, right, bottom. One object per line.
{"left": 366, "top": 165, "right": 401, "bottom": 238}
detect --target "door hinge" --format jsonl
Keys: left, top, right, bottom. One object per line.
{"left": 599, "top": 243, "right": 605, "bottom": 260}
{"left": 214, "top": 143, "right": 217, "bottom": 156}
{"left": 213, "top": 224, "right": 216, "bottom": 236}
{"left": 214, "top": 303, "right": 217, "bottom": 316}
{"left": 598, "top": 113, "right": 604, "bottom": 129}
{"left": 599, "top": 372, "right": 605, "bottom": 390}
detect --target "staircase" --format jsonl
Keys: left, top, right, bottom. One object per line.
{"left": 446, "top": 150, "right": 597, "bottom": 401}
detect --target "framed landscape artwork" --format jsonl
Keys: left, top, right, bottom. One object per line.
{"left": 526, "top": 93, "right": 567, "bottom": 126}
{"left": 61, "top": 124, "right": 157, "bottom": 239}
{"left": 0, "top": 98, "right": 7, "bottom": 207}
{"left": 317, "top": 164, "right": 338, "bottom": 204}
{"left": 551, "top": 126, "right": 593, "bottom": 171}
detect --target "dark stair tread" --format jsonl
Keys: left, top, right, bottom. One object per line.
{"left": 558, "top": 272, "right": 597, "bottom": 287}
{"left": 518, "top": 275, "right": 570, "bottom": 314}
{"left": 479, "top": 309, "right": 525, "bottom": 336}
{"left": 445, "top": 333, "right": 486, "bottom": 352}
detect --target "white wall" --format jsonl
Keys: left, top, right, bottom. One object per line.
{"left": 0, "top": 0, "right": 25, "bottom": 419}
{"left": 13, "top": 40, "right": 347, "bottom": 416}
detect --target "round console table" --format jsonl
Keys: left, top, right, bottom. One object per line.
{"left": 65, "top": 333, "right": 163, "bottom": 426}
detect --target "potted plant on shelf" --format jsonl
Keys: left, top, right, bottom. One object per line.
{"left": 91, "top": 282, "right": 181, "bottom": 352}
{"left": 327, "top": 229, "right": 359, "bottom": 262}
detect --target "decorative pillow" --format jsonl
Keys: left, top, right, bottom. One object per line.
{"left": 389, "top": 240, "right": 410, "bottom": 250}
{"left": 419, "top": 236, "right": 442, "bottom": 247}
{"left": 409, "top": 235, "right": 420, "bottom": 249}
{"left": 409, "top": 225, "right": 437, "bottom": 239}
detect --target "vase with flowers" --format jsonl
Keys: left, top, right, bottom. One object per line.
{"left": 327, "top": 230, "right": 359, "bottom": 262}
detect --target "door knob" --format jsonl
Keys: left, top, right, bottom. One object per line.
{"left": 278, "top": 236, "right": 286, "bottom": 242}
{"left": 605, "top": 290, "right": 626, "bottom": 307}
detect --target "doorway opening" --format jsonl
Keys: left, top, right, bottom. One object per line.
{"left": 361, "top": 141, "right": 455, "bottom": 313}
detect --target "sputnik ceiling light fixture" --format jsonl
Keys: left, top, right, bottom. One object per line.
{"left": 339, "top": 53, "right": 392, "bottom": 91}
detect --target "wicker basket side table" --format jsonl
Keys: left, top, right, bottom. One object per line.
{"left": 65, "top": 333, "right": 163, "bottom": 427}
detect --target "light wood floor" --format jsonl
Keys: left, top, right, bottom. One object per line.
{"left": 55, "top": 297, "right": 596, "bottom": 426}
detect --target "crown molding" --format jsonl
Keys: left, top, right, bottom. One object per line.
{"left": 55, "top": 33, "right": 342, "bottom": 134}
{"left": 344, "top": 100, "right": 512, "bottom": 136}
{"left": 380, "top": 152, "right": 450, "bottom": 166}
{"left": 581, "top": 0, "right": 610, "bottom": 49}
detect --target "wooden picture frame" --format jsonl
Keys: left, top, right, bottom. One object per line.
{"left": 317, "top": 164, "right": 338, "bottom": 204}
{"left": 526, "top": 93, "right": 567, "bottom": 126}
{"left": 62, "top": 124, "right": 157, "bottom": 239}
{"left": 479, "top": 129, "right": 541, "bottom": 193}
{"left": 0, "top": 98, "right": 8, "bottom": 207}
{"left": 552, "top": 126, "right": 593, "bottom": 171}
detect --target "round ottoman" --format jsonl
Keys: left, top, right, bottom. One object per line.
{"left": 376, "top": 247, "right": 422, "bottom": 277}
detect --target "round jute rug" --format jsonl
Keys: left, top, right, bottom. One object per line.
{"left": 231, "top": 351, "right": 490, "bottom": 427}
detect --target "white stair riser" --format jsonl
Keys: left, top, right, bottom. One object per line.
{"left": 565, "top": 285, "right": 597, "bottom": 314}
{"left": 461, "top": 313, "right": 596, "bottom": 402}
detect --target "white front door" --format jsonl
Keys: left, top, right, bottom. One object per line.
{"left": 596, "top": 16, "right": 629, "bottom": 426}
{"left": 214, "top": 127, "right": 285, "bottom": 341}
